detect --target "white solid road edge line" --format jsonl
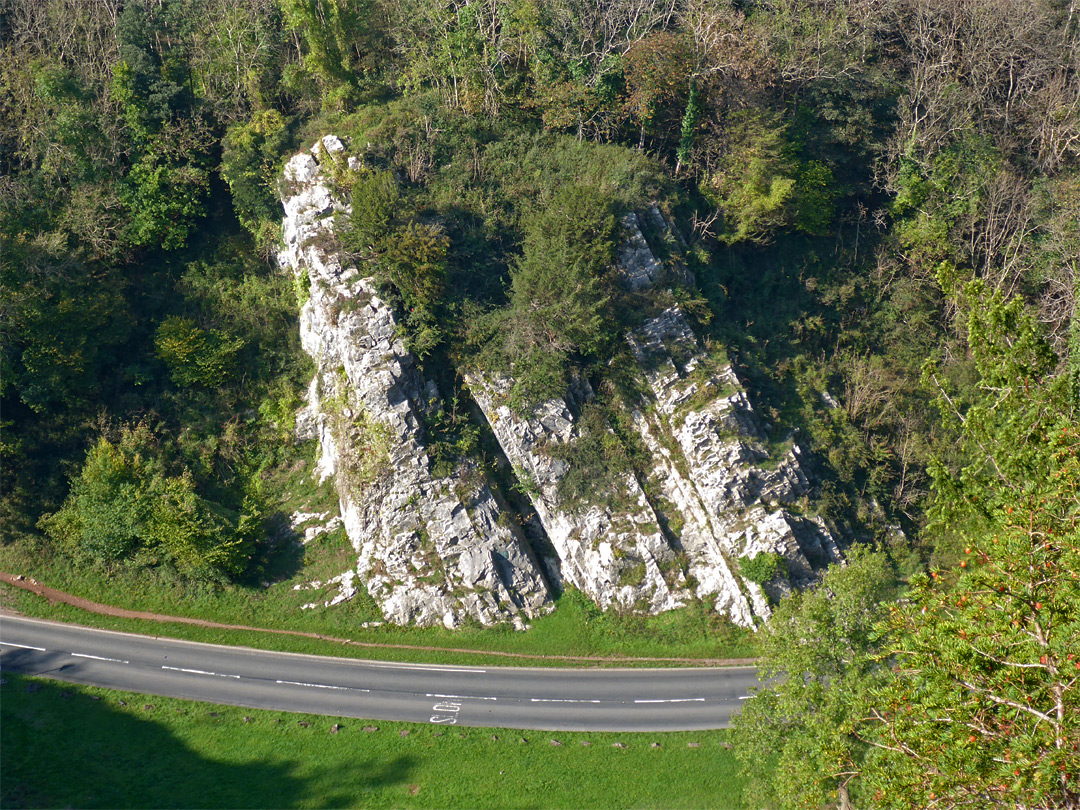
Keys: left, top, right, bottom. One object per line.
{"left": 1, "top": 616, "right": 758, "bottom": 675}
{"left": 370, "top": 663, "right": 486, "bottom": 673}
{"left": 0, "top": 641, "right": 46, "bottom": 651}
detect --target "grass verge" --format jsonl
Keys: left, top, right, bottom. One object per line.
{"left": 1, "top": 673, "right": 748, "bottom": 809}
{"left": 0, "top": 535, "right": 756, "bottom": 668}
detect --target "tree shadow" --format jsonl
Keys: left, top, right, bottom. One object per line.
{"left": 248, "top": 510, "right": 306, "bottom": 586}
{"left": 0, "top": 674, "right": 416, "bottom": 809}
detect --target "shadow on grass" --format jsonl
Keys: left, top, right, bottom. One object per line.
{"left": 249, "top": 511, "right": 306, "bottom": 586}
{"left": 0, "top": 674, "right": 415, "bottom": 809}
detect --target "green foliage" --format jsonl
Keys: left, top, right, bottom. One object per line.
{"left": 0, "top": 233, "right": 130, "bottom": 414}
{"left": 113, "top": 1, "right": 194, "bottom": 131}
{"left": 293, "top": 270, "right": 312, "bottom": 310}
{"left": 279, "top": 0, "right": 388, "bottom": 110}
{"left": 379, "top": 221, "right": 448, "bottom": 311}
{"left": 704, "top": 113, "right": 798, "bottom": 244}
{"left": 39, "top": 437, "right": 152, "bottom": 563}
{"left": 549, "top": 401, "right": 638, "bottom": 512}
{"left": 154, "top": 316, "right": 245, "bottom": 389}
{"left": 676, "top": 80, "right": 701, "bottom": 170}
{"left": 424, "top": 395, "right": 480, "bottom": 479}
{"left": 864, "top": 477, "right": 1080, "bottom": 807}
{"left": 110, "top": 56, "right": 212, "bottom": 251}
{"left": 120, "top": 137, "right": 212, "bottom": 250}
{"left": 109, "top": 2, "right": 213, "bottom": 250}
{"left": 702, "top": 113, "right": 843, "bottom": 244}
{"left": 923, "top": 276, "right": 1064, "bottom": 560}
{"left": 189, "top": 1, "right": 286, "bottom": 118}
{"left": 502, "top": 183, "right": 617, "bottom": 405}
{"left": 890, "top": 134, "right": 1002, "bottom": 267}
{"left": 732, "top": 546, "right": 895, "bottom": 810}
{"left": 622, "top": 32, "right": 691, "bottom": 148}
{"left": 341, "top": 167, "right": 401, "bottom": 254}
{"left": 792, "top": 161, "right": 838, "bottom": 236}
{"left": 858, "top": 282, "right": 1080, "bottom": 807}
{"left": 738, "top": 552, "right": 784, "bottom": 585}
{"left": 39, "top": 425, "right": 256, "bottom": 581}
{"left": 389, "top": 0, "right": 501, "bottom": 115}
{"left": 337, "top": 165, "right": 446, "bottom": 355}
{"left": 221, "top": 110, "right": 294, "bottom": 251}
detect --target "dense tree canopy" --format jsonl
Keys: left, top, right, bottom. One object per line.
{"left": 1, "top": 1, "right": 1077, "bottom": 800}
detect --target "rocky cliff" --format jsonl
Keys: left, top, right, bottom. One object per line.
{"left": 279, "top": 136, "right": 844, "bottom": 629}
{"left": 466, "top": 372, "right": 691, "bottom": 615}
{"left": 465, "top": 213, "right": 843, "bottom": 627}
{"left": 280, "top": 136, "right": 552, "bottom": 628}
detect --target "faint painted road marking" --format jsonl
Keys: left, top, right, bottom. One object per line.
{"left": 72, "top": 653, "right": 129, "bottom": 663}
{"left": 161, "top": 666, "right": 240, "bottom": 679}
{"left": 275, "top": 679, "right": 369, "bottom": 692}
{"left": 372, "top": 664, "right": 486, "bottom": 673}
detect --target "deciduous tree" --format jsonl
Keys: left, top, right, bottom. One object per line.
{"left": 732, "top": 545, "right": 896, "bottom": 810}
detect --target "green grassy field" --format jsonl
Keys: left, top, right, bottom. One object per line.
{"left": 0, "top": 532, "right": 756, "bottom": 667}
{"left": 0, "top": 674, "right": 749, "bottom": 809}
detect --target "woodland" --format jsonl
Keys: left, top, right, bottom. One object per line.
{"left": 1, "top": 0, "right": 1078, "bottom": 806}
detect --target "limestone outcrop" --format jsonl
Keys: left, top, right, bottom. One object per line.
{"left": 463, "top": 215, "right": 843, "bottom": 627}
{"left": 466, "top": 373, "right": 690, "bottom": 614}
{"left": 278, "top": 135, "right": 844, "bottom": 629}
{"left": 626, "top": 306, "right": 843, "bottom": 620}
{"left": 279, "top": 136, "right": 553, "bottom": 628}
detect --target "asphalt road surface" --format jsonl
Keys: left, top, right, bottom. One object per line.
{"left": 0, "top": 615, "right": 760, "bottom": 731}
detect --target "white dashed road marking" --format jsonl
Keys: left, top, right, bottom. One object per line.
{"left": 634, "top": 698, "right": 706, "bottom": 704}
{"left": 530, "top": 698, "right": 601, "bottom": 704}
{"left": 71, "top": 653, "right": 129, "bottom": 663}
{"left": 162, "top": 666, "right": 240, "bottom": 679}
{"left": 425, "top": 693, "right": 496, "bottom": 701}
{"left": 275, "top": 679, "right": 369, "bottom": 692}
{"left": 0, "top": 642, "right": 46, "bottom": 651}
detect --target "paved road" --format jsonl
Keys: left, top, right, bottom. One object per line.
{"left": 0, "top": 615, "right": 759, "bottom": 731}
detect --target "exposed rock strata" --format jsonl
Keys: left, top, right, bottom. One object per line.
{"left": 279, "top": 136, "right": 553, "bottom": 628}
{"left": 465, "top": 373, "right": 690, "bottom": 614}
{"left": 279, "top": 136, "right": 843, "bottom": 629}
{"left": 465, "top": 214, "right": 843, "bottom": 627}
{"left": 626, "top": 306, "right": 843, "bottom": 618}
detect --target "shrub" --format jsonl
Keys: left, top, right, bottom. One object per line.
{"left": 154, "top": 316, "right": 244, "bottom": 388}
{"left": 739, "top": 551, "right": 785, "bottom": 584}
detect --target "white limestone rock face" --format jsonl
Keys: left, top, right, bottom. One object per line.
{"left": 278, "top": 137, "right": 552, "bottom": 628}
{"left": 465, "top": 210, "right": 844, "bottom": 628}
{"left": 626, "top": 306, "right": 843, "bottom": 621}
{"left": 465, "top": 374, "right": 690, "bottom": 614}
